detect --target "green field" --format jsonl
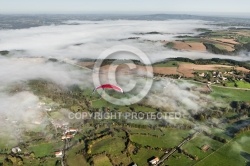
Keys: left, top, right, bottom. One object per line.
{"left": 131, "top": 148, "right": 162, "bottom": 166}
{"left": 0, "top": 155, "right": 5, "bottom": 164}
{"left": 22, "top": 159, "right": 40, "bottom": 166}
{"left": 211, "top": 86, "right": 250, "bottom": 102}
{"left": 91, "top": 99, "right": 110, "bottom": 108}
{"left": 41, "top": 159, "right": 59, "bottom": 166}
{"left": 0, "top": 137, "right": 17, "bottom": 149}
{"left": 128, "top": 128, "right": 163, "bottom": 135}
{"left": 195, "top": 132, "right": 250, "bottom": 166}
{"left": 131, "top": 105, "right": 157, "bottom": 112}
{"left": 237, "top": 36, "right": 250, "bottom": 44}
{"left": 182, "top": 133, "right": 223, "bottom": 160}
{"left": 153, "top": 60, "right": 179, "bottom": 67}
{"left": 130, "top": 129, "right": 190, "bottom": 148}
{"left": 131, "top": 134, "right": 170, "bottom": 148}
{"left": 93, "top": 155, "right": 112, "bottom": 166}
{"left": 164, "top": 42, "right": 175, "bottom": 49}
{"left": 66, "top": 143, "right": 89, "bottom": 166}
{"left": 91, "top": 137, "right": 125, "bottom": 155}
{"left": 226, "top": 80, "right": 250, "bottom": 89}
{"left": 214, "top": 43, "right": 229, "bottom": 51}
{"left": 28, "top": 142, "right": 59, "bottom": 158}
{"left": 167, "top": 153, "right": 195, "bottom": 166}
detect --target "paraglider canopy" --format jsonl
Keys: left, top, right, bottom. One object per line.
{"left": 94, "top": 84, "right": 123, "bottom": 93}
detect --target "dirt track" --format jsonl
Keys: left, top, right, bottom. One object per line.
{"left": 172, "top": 41, "right": 206, "bottom": 51}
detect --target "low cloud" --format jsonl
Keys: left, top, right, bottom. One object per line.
{"left": 0, "top": 57, "right": 91, "bottom": 87}
{"left": 144, "top": 78, "right": 214, "bottom": 114}
{"left": 2, "top": 19, "right": 247, "bottom": 62}
{"left": 0, "top": 91, "right": 47, "bottom": 145}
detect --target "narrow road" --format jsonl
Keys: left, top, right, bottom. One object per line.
{"left": 156, "top": 131, "right": 200, "bottom": 166}
{"left": 61, "top": 134, "right": 72, "bottom": 166}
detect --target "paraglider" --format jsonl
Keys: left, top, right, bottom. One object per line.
{"left": 93, "top": 84, "right": 123, "bottom": 93}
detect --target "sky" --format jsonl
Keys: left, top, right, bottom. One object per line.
{"left": 0, "top": 0, "right": 250, "bottom": 16}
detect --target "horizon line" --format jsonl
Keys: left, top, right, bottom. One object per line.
{"left": 0, "top": 12, "right": 250, "bottom": 19}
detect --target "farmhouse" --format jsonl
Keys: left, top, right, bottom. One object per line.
{"left": 11, "top": 147, "right": 21, "bottom": 154}
{"left": 64, "top": 129, "right": 77, "bottom": 135}
{"left": 149, "top": 157, "right": 159, "bottom": 165}
{"left": 221, "top": 77, "right": 227, "bottom": 81}
{"left": 69, "top": 128, "right": 78, "bottom": 132}
{"left": 62, "top": 127, "right": 78, "bottom": 140}
{"left": 61, "top": 134, "right": 74, "bottom": 140}
{"left": 199, "top": 73, "right": 205, "bottom": 77}
{"left": 55, "top": 151, "right": 63, "bottom": 158}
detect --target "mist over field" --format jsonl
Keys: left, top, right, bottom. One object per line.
{"left": 0, "top": 57, "right": 91, "bottom": 87}
{"left": 1, "top": 19, "right": 249, "bottom": 62}
{"left": 146, "top": 79, "right": 212, "bottom": 113}
{"left": 0, "top": 17, "right": 249, "bottom": 145}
